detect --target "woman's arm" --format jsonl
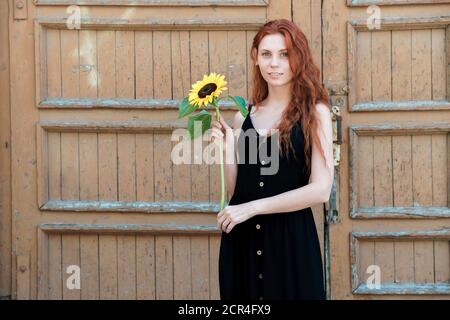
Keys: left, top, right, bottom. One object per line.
{"left": 223, "top": 111, "right": 246, "bottom": 200}
{"left": 248, "top": 102, "right": 334, "bottom": 216}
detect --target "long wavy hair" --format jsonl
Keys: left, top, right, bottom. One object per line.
{"left": 250, "top": 19, "right": 330, "bottom": 177}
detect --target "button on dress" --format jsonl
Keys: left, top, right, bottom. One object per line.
{"left": 218, "top": 104, "right": 326, "bottom": 300}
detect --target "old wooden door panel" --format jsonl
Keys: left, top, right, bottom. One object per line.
{"left": 348, "top": 18, "right": 449, "bottom": 111}
{"left": 38, "top": 229, "right": 219, "bottom": 300}
{"left": 323, "top": 0, "right": 450, "bottom": 299}
{"left": 0, "top": 0, "right": 12, "bottom": 300}
{"left": 11, "top": 0, "right": 325, "bottom": 300}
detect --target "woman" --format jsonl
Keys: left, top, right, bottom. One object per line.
{"left": 210, "top": 19, "right": 334, "bottom": 300}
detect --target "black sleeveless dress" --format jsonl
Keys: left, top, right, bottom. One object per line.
{"left": 218, "top": 103, "right": 326, "bottom": 300}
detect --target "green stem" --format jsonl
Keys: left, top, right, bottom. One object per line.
{"left": 213, "top": 103, "right": 226, "bottom": 211}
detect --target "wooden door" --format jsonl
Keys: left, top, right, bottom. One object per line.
{"left": 0, "top": 0, "right": 12, "bottom": 300}
{"left": 323, "top": 0, "right": 450, "bottom": 299}
{"left": 9, "top": 0, "right": 325, "bottom": 300}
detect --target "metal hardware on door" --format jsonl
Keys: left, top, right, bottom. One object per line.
{"left": 14, "top": 0, "right": 28, "bottom": 20}
{"left": 328, "top": 84, "right": 349, "bottom": 96}
{"left": 326, "top": 177, "right": 340, "bottom": 224}
{"left": 19, "top": 265, "right": 27, "bottom": 273}
{"left": 327, "top": 104, "right": 341, "bottom": 224}
{"left": 325, "top": 90, "right": 344, "bottom": 225}
{"left": 331, "top": 102, "right": 342, "bottom": 166}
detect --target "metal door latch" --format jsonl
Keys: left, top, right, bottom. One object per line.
{"left": 331, "top": 102, "right": 342, "bottom": 167}
{"left": 326, "top": 97, "right": 343, "bottom": 225}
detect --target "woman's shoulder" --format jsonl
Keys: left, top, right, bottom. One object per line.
{"left": 314, "top": 102, "right": 332, "bottom": 119}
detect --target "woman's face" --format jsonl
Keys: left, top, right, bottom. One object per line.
{"left": 256, "top": 33, "right": 294, "bottom": 87}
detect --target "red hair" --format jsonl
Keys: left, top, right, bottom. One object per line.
{"left": 250, "top": 19, "right": 330, "bottom": 177}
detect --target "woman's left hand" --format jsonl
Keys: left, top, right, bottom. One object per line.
{"left": 217, "top": 202, "right": 256, "bottom": 233}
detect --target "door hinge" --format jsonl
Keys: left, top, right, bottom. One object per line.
{"left": 328, "top": 84, "right": 349, "bottom": 96}
{"left": 325, "top": 175, "right": 340, "bottom": 224}
{"left": 14, "top": 0, "right": 28, "bottom": 20}
{"left": 331, "top": 100, "right": 343, "bottom": 166}
{"left": 325, "top": 95, "right": 343, "bottom": 224}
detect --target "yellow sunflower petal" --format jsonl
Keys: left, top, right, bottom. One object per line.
{"left": 187, "top": 73, "right": 229, "bottom": 108}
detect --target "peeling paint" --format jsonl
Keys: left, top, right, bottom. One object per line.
{"left": 355, "top": 206, "right": 450, "bottom": 219}
{"left": 35, "top": 0, "right": 270, "bottom": 7}
{"left": 354, "top": 283, "right": 450, "bottom": 295}
{"left": 38, "top": 222, "right": 220, "bottom": 234}
{"left": 120, "top": 8, "right": 136, "bottom": 20}
{"left": 352, "top": 100, "right": 450, "bottom": 112}
{"left": 39, "top": 97, "right": 239, "bottom": 109}
{"left": 41, "top": 199, "right": 222, "bottom": 213}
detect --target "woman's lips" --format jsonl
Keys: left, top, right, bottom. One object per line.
{"left": 269, "top": 73, "right": 283, "bottom": 78}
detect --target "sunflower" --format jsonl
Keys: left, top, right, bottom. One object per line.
{"left": 188, "top": 72, "right": 227, "bottom": 108}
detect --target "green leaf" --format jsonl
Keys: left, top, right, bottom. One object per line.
{"left": 228, "top": 95, "right": 248, "bottom": 117}
{"left": 178, "top": 97, "right": 197, "bottom": 119}
{"left": 187, "top": 110, "right": 212, "bottom": 140}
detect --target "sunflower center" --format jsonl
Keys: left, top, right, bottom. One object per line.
{"left": 198, "top": 83, "right": 217, "bottom": 98}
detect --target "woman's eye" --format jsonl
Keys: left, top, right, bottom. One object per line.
{"left": 262, "top": 52, "right": 287, "bottom": 57}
